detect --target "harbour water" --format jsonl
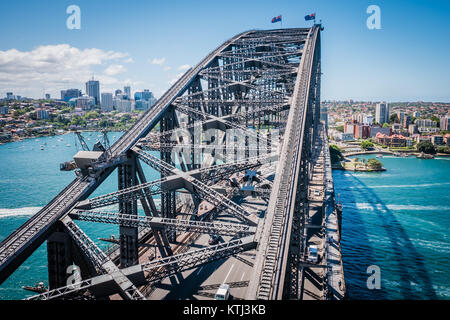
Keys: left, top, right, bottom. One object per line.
{"left": 0, "top": 136, "right": 449, "bottom": 299}
{"left": 333, "top": 155, "right": 450, "bottom": 299}
{"left": 0, "top": 132, "right": 158, "bottom": 300}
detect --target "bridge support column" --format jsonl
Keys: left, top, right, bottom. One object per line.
{"left": 160, "top": 111, "right": 177, "bottom": 243}
{"left": 118, "top": 155, "right": 139, "bottom": 268}
{"left": 47, "top": 231, "right": 72, "bottom": 290}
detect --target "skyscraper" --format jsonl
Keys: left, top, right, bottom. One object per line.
{"left": 86, "top": 78, "right": 100, "bottom": 105}
{"left": 101, "top": 93, "right": 113, "bottom": 112}
{"left": 375, "top": 102, "right": 390, "bottom": 124}
{"left": 124, "top": 86, "right": 131, "bottom": 99}
{"left": 134, "top": 89, "right": 156, "bottom": 111}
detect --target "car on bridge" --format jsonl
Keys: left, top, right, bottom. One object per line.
{"left": 215, "top": 284, "right": 230, "bottom": 300}
{"left": 307, "top": 245, "right": 319, "bottom": 263}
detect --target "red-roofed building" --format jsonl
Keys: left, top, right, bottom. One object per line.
{"left": 375, "top": 132, "right": 407, "bottom": 147}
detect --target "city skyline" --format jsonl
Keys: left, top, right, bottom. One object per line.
{"left": 1, "top": 0, "right": 450, "bottom": 101}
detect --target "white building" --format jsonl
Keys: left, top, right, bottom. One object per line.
{"left": 36, "top": 109, "right": 50, "bottom": 119}
{"left": 76, "top": 95, "right": 95, "bottom": 111}
{"left": 101, "top": 93, "right": 113, "bottom": 112}
{"left": 363, "top": 114, "right": 373, "bottom": 125}
{"left": 415, "top": 119, "right": 436, "bottom": 128}
{"left": 114, "top": 96, "right": 132, "bottom": 112}
{"left": 375, "top": 102, "right": 390, "bottom": 124}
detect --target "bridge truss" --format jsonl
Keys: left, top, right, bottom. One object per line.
{"left": 0, "top": 25, "right": 322, "bottom": 300}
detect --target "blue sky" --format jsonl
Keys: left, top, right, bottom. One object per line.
{"left": 0, "top": 0, "right": 449, "bottom": 102}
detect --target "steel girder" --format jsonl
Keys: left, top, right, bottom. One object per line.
{"left": 69, "top": 210, "right": 256, "bottom": 237}
{"left": 26, "top": 236, "right": 256, "bottom": 300}
{"left": 133, "top": 148, "right": 257, "bottom": 225}
{"left": 61, "top": 216, "right": 146, "bottom": 300}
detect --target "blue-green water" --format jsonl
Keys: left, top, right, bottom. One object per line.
{"left": 0, "top": 132, "right": 159, "bottom": 300}
{"left": 0, "top": 136, "right": 449, "bottom": 300}
{"left": 333, "top": 155, "right": 450, "bottom": 299}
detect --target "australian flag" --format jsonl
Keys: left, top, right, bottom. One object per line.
{"left": 271, "top": 15, "right": 282, "bottom": 23}
{"left": 305, "top": 13, "right": 316, "bottom": 21}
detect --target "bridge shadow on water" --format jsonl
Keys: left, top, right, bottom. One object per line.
{"left": 337, "top": 171, "right": 437, "bottom": 299}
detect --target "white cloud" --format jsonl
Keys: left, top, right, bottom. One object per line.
{"left": 104, "top": 64, "right": 127, "bottom": 76}
{"left": 178, "top": 64, "right": 191, "bottom": 71}
{"left": 0, "top": 44, "right": 130, "bottom": 98}
{"left": 124, "top": 57, "right": 134, "bottom": 63}
{"left": 163, "top": 66, "right": 172, "bottom": 71}
{"left": 151, "top": 57, "right": 166, "bottom": 65}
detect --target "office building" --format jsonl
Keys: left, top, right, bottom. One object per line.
{"left": 431, "top": 135, "right": 444, "bottom": 145}
{"left": 86, "top": 78, "right": 100, "bottom": 105}
{"left": 134, "top": 90, "right": 157, "bottom": 111}
{"left": 76, "top": 95, "right": 95, "bottom": 110}
{"left": 440, "top": 116, "right": 450, "bottom": 131}
{"left": 415, "top": 119, "right": 436, "bottom": 128}
{"left": 101, "top": 93, "right": 114, "bottom": 112}
{"left": 403, "top": 115, "right": 411, "bottom": 128}
{"left": 45, "top": 94, "right": 51, "bottom": 100}
{"left": 36, "top": 109, "right": 50, "bottom": 120}
{"left": 61, "top": 89, "right": 82, "bottom": 102}
{"left": 355, "top": 124, "right": 370, "bottom": 139}
{"left": 363, "top": 114, "right": 373, "bottom": 125}
{"left": 397, "top": 111, "right": 405, "bottom": 125}
{"left": 124, "top": 86, "right": 131, "bottom": 99}
{"left": 0, "top": 106, "right": 9, "bottom": 115}
{"left": 375, "top": 102, "right": 390, "bottom": 124}
{"left": 113, "top": 96, "right": 132, "bottom": 112}
{"left": 408, "top": 124, "right": 418, "bottom": 135}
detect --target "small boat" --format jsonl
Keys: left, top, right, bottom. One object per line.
{"left": 40, "top": 145, "right": 44, "bottom": 150}
{"left": 66, "top": 144, "right": 71, "bottom": 147}
{"left": 22, "top": 282, "right": 47, "bottom": 294}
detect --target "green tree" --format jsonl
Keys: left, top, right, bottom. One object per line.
{"left": 390, "top": 113, "right": 399, "bottom": 124}
{"left": 430, "top": 115, "right": 440, "bottom": 126}
{"left": 360, "top": 140, "right": 374, "bottom": 150}
{"left": 436, "top": 146, "right": 450, "bottom": 154}
{"left": 84, "top": 111, "right": 100, "bottom": 119}
{"left": 383, "top": 123, "right": 390, "bottom": 128}
{"left": 417, "top": 140, "right": 436, "bottom": 154}
{"left": 336, "top": 125, "right": 344, "bottom": 133}
{"left": 367, "top": 158, "right": 383, "bottom": 169}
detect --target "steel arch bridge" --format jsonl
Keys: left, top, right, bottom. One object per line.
{"left": 0, "top": 25, "right": 325, "bottom": 300}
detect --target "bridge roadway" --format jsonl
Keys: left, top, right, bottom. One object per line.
{"left": 0, "top": 29, "right": 255, "bottom": 285}
{"left": 247, "top": 26, "right": 320, "bottom": 299}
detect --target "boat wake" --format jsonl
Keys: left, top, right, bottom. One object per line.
{"left": 0, "top": 207, "right": 42, "bottom": 219}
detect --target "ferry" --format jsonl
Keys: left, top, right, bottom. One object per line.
{"left": 22, "top": 282, "right": 47, "bottom": 294}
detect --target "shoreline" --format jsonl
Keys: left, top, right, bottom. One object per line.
{"left": 0, "top": 129, "right": 126, "bottom": 146}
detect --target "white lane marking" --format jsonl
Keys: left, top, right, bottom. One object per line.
{"left": 240, "top": 272, "right": 246, "bottom": 281}
{"left": 223, "top": 264, "right": 235, "bottom": 284}
{"left": 196, "top": 266, "right": 204, "bottom": 275}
